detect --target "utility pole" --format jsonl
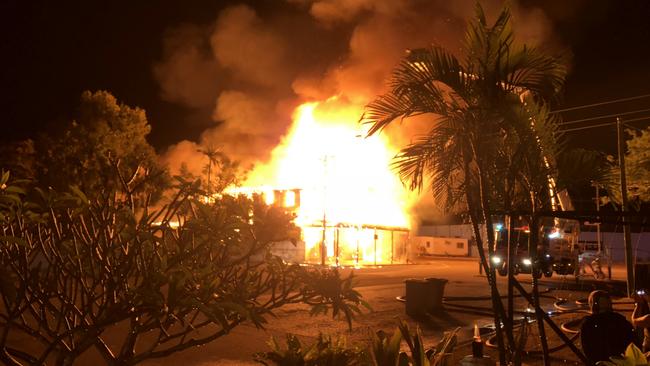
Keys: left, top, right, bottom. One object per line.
{"left": 321, "top": 210, "right": 327, "bottom": 266}
{"left": 594, "top": 184, "right": 602, "bottom": 254}
{"left": 617, "top": 117, "right": 634, "bottom": 296}
{"left": 321, "top": 155, "right": 329, "bottom": 266}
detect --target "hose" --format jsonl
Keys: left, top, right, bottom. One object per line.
{"left": 560, "top": 318, "right": 583, "bottom": 334}
{"left": 443, "top": 301, "right": 536, "bottom": 316}
{"left": 396, "top": 282, "right": 632, "bottom": 357}
{"left": 525, "top": 332, "right": 582, "bottom": 355}
{"left": 440, "top": 305, "right": 495, "bottom": 318}
{"left": 396, "top": 285, "right": 553, "bottom": 303}
{"left": 554, "top": 298, "right": 589, "bottom": 312}
{"left": 554, "top": 298, "right": 634, "bottom": 312}
{"left": 443, "top": 286, "right": 553, "bottom": 302}
{"left": 484, "top": 318, "right": 583, "bottom": 355}
{"left": 460, "top": 290, "right": 589, "bottom": 355}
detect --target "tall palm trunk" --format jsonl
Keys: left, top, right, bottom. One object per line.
{"left": 463, "top": 149, "right": 512, "bottom": 363}
{"left": 362, "top": 5, "right": 566, "bottom": 363}
{"left": 473, "top": 135, "right": 515, "bottom": 343}
{"left": 466, "top": 201, "right": 508, "bottom": 363}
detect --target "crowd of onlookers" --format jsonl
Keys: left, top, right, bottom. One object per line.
{"left": 580, "top": 289, "right": 650, "bottom": 364}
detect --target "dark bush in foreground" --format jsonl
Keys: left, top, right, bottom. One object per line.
{"left": 0, "top": 171, "right": 366, "bottom": 365}
{"left": 255, "top": 321, "right": 459, "bottom": 366}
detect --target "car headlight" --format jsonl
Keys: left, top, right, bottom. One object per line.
{"left": 548, "top": 231, "right": 561, "bottom": 239}
{"left": 522, "top": 258, "right": 532, "bottom": 266}
{"left": 491, "top": 256, "right": 502, "bottom": 265}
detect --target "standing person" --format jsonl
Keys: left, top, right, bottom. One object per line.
{"left": 631, "top": 288, "right": 650, "bottom": 352}
{"left": 581, "top": 290, "right": 636, "bottom": 365}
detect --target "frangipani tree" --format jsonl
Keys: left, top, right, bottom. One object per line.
{"left": 0, "top": 169, "right": 365, "bottom": 365}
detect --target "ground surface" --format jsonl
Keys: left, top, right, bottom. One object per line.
{"left": 135, "top": 257, "right": 630, "bottom": 366}
{"left": 6, "top": 257, "right": 630, "bottom": 365}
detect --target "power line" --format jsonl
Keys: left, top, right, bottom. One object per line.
{"left": 557, "top": 107, "right": 650, "bottom": 126}
{"left": 620, "top": 115, "right": 650, "bottom": 124}
{"left": 551, "top": 93, "right": 650, "bottom": 114}
{"left": 623, "top": 123, "right": 644, "bottom": 133}
{"left": 560, "top": 122, "right": 616, "bottom": 133}
{"left": 558, "top": 116, "right": 649, "bottom": 133}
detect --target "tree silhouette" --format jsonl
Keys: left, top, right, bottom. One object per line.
{"left": 362, "top": 4, "right": 566, "bottom": 362}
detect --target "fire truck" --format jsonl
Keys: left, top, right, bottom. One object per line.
{"left": 490, "top": 217, "right": 581, "bottom": 278}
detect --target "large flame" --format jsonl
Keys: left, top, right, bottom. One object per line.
{"left": 243, "top": 98, "right": 414, "bottom": 265}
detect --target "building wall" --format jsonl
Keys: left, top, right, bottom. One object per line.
{"left": 301, "top": 226, "right": 410, "bottom": 265}
{"left": 417, "top": 224, "right": 486, "bottom": 257}
{"left": 270, "top": 240, "right": 305, "bottom": 263}
{"left": 413, "top": 236, "right": 469, "bottom": 256}
{"left": 579, "top": 231, "right": 650, "bottom": 263}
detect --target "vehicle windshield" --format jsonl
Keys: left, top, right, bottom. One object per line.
{"left": 495, "top": 227, "right": 530, "bottom": 251}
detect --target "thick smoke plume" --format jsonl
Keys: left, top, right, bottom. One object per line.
{"left": 155, "top": 0, "right": 559, "bottom": 221}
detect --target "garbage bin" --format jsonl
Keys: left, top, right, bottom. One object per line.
{"left": 425, "top": 277, "right": 448, "bottom": 313}
{"left": 405, "top": 279, "right": 432, "bottom": 317}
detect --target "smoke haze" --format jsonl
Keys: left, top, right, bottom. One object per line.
{"left": 155, "top": 0, "right": 561, "bottom": 221}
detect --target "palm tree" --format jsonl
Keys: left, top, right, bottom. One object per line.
{"left": 361, "top": 4, "right": 566, "bottom": 362}
{"left": 198, "top": 146, "right": 222, "bottom": 197}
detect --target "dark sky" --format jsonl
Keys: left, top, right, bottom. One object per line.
{"left": 1, "top": 0, "right": 649, "bottom": 155}
{"left": 0, "top": 0, "right": 240, "bottom": 148}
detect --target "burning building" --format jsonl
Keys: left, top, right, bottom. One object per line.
{"left": 156, "top": 2, "right": 558, "bottom": 266}
{"left": 232, "top": 100, "right": 416, "bottom": 266}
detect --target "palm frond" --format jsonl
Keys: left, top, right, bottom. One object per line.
{"left": 464, "top": 4, "right": 514, "bottom": 78}
{"left": 557, "top": 148, "right": 614, "bottom": 190}
{"left": 464, "top": 4, "right": 565, "bottom": 104}
{"left": 396, "top": 47, "right": 470, "bottom": 103}
{"left": 361, "top": 94, "right": 424, "bottom": 136}
{"left": 504, "top": 47, "right": 567, "bottom": 100}
{"left": 392, "top": 115, "right": 469, "bottom": 211}
{"left": 362, "top": 1, "right": 567, "bottom": 215}
{"left": 524, "top": 99, "right": 565, "bottom": 164}
{"left": 362, "top": 47, "right": 474, "bottom": 138}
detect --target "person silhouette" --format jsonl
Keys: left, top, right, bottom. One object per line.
{"left": 580, "top": 290, "right": 635, "bottom": 365}
{"left": 631, "top": 288, "right": 650, "bottom": 352}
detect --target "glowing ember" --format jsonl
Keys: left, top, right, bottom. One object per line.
{"left": 242, "top": 97, "right": 414, "bottom": 265}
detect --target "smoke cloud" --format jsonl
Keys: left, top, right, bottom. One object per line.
{"left": 210, "top": 6, "right": 290, "bottom": 89}
{"left": 153, "top": 24, "right": 221, "bottom": 109}
{"left": 155, "top": 0, "right": 561, "bottom": 220}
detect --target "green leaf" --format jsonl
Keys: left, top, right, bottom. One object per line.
{"left": 4, "top": 186, "right": 26, "bottom": 195}
{"left": 623, "top": 342, "right": 647, "bottom": 364}
{"left": 0, "top": 170, "right": 9, "bottom": 186}
{"left": 0, "top": 194, "right": 22, "bottom": 206}
{"left": 68, "top": 185, "right": 89, "bottom": 204}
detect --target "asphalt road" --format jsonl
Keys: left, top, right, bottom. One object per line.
{"left": 138, "top": 258, "right": 629, "bottom": 365}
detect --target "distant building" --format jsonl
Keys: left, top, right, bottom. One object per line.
{"left": 418, "top": 223, "right": 650, "bottom": 263}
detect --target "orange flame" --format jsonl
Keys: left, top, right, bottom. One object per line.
{"left": 243, "top": 98, "right": 415, "bottom": 265}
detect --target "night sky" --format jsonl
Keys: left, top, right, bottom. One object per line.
{"left": 1, "top": 0, "right": 649, "bottom": 156}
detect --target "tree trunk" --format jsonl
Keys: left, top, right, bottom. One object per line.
{"left": 466, "top": 197, "right": 509, "bottom": 364}
{"left": 0, "top": 348, "right": 24, "bottom": 366}
{"left": 468, "top": 147, "right": 515, "bottom": 362}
